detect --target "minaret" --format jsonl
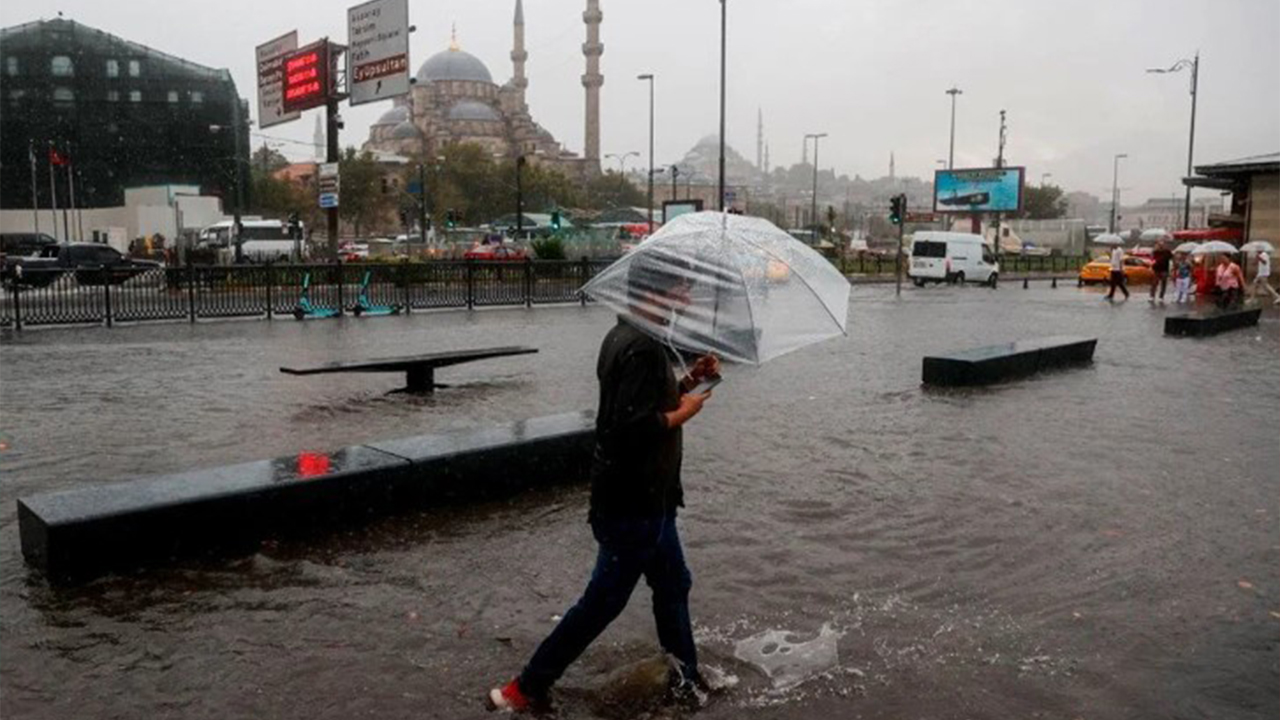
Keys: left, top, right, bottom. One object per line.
{"left": 763, "top": 142, "right": 770, "bottom": 175}
{"left": 756, "top": 108, "right": 763, "bottom": 172}
{"left": 889, "top": 151, "right": 895, "bottom": 181}
{"left": 510, "top": 0, "right": 528, "bottom": 108}
{"left": 582, "top": 0, "right": 603, "bottom": 167}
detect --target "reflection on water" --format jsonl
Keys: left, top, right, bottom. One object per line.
{"left": 1, "top": 289, "right": 1277, "bottom": 719}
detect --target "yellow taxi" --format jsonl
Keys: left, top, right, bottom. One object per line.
{"left": 1078, "top": 254, "right": 1154, "bottom": 286}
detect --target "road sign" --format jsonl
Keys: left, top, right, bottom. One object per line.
{"left": 723, "top": 189, "right": 737, "bottom": 204}
{"left": 347, "top": 0, "right": 411, "bottom": 106}
{"left": 256, "top": 31, "right": 300, "bottom": 129}
{"left": 283, "top": 40, "right": 332, "bottom": 114}
{"left": 318, "top": 162, "right": 340, "bottom": 209}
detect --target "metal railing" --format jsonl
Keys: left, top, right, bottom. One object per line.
{"left": 1, "top": 258, "right": 606, "bottom": 330}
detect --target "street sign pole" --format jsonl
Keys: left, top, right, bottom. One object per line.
{"left": 418, "top": 163, "right": 427, "bottom": 247}
{"left": 896, "top": 194, "right": 906, "bottom": 298}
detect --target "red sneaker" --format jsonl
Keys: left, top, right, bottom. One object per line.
{"left": 486, "top": 678, "right": 533, "bottom": 713}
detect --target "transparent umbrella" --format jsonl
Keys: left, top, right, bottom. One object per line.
{"left": 1240, "top": 240, "right": 1275, "bottom": 254}
{"left": 1139, "top": 228, "right": 1170, "bottom": 242}
{"left": 1174, "top": 242, "right": 1201, "bottom": 254}
{"left": 1192, "top": 241, "right": 1239, "bottom": 255}
{"left": 581, "top": 211, "right": 850, "bottom": 365}
{"left": 1093, "top": 234, "right": 1125, "bottom": 246}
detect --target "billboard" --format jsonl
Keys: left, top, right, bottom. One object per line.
{"left": 256, "top": 31, "right": 300, "bottom": 129}
{"left": 933, "top": 167, "right": 1025, "bottom": 213}
{"left": 282, "top": 41, "right": 332, "bottom": 114}
{"left": 347, "top": 0, "right": 411, "bottom": 106}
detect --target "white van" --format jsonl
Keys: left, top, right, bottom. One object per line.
{"left": 197, "top": 219, "right": 304, "bottom": 262}
{"left": 908, "top": 232, "right": 1000, "bottom": 287}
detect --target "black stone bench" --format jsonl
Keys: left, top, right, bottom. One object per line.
{"left": 17, "top": 411, "right": 594, "bottom": 584}
{"left": 922, "top": 336, "right": 1097, "bottom": 387}
{"left": 279, "top": 346, "right": 538, "bottom": 392}
{"left": 1164, "top": 307, "right": 1262, "bottom": 337}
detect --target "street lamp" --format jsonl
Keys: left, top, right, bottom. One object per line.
{"left": 1147, "top": 52, "right": 1199, "bottom": 230}
{"left": 717, "top": 0, "right": 727, "bottom": 211}
{"left": 637, "top": 73, "right": 655, "bottom": 234}
{"left": 1111, "top": 153, "right": 1128, "bottom": 233}
{"left": 805, "top": 132, "right": 827, "bottom": 238}
{"left": 515, "top": 155, "right": 526, "bottom": 239}
{"left": 604, "top": 151, "right": 639, "bottom": 194}
{"left": 945, "top": 87, "right": 962, "bottom": 169}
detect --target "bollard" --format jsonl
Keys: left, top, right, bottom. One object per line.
{"left": 1023, "top": 277, "right": 1029, "bottom": 289}
{"left": 1052, "top": 277, "right": 1058, "bottom": 289}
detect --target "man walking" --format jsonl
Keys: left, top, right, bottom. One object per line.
{"left": 488, "top": 255, "right": 718, "bottom": 712}
{"left": 1105, "top": 244, "right": 1129, "bottom": 301}
{"left": 1250, "top": 248, "right": 1279, "bottom": 305}
{"left": 1149, "top": 239, "right": 1172, "bottom": 302}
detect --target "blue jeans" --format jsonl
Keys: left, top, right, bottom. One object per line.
{"left": 518, "top": 512, "right": 696, "bottom": 697}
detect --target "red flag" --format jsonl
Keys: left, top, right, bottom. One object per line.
{"left": 49, "top": 146, "right": 69, "bottom": 166}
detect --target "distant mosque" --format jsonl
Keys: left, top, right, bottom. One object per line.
{"left": 363, "top": 0, "right": 603, "bottom": 179}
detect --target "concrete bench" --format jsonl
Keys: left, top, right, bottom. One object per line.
{"left": 1164, "top": 307, "right": 1262, "bottom": 337}
{"left": 922, "top": 336, "right": 1097, "bottom": 387}
{"left": 18, "top": 411, "right": 594, "bottom": 584}
{"left": 280, "top": 346, "right": 538, "bottom": 392}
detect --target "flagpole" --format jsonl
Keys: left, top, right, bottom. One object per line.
{"left": 48, "top": 142, "right": 60, "bottom": 242}
{"left": 29, "top": 140, "right": 40, "bottom": 236}
{"left": 67, "top": 141, "right": 77, "bottom": 242}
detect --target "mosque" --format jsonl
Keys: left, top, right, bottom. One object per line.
{"left": 362, "top": 0, "right": 603, "bottom": 179}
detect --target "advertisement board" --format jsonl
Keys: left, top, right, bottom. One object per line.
{"left": 256, "top": 31, "right": 300, "bottom": 129}
{"left": 347, "top": 0, "right": 411, "bottom": 106}
{"left": 282, "top": 41, "right": 332, "bottom": 115}
{"left": 933, "top": 167, "right": 1025, "bottom": 213}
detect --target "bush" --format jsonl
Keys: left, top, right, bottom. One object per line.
{"left": 530, "top": 237, "right": 567, "bottom": 260}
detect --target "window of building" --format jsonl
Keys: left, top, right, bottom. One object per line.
{"left": 53, "top": 87, "right": 74, "bottom": 105}
{"left": 107, "top": 90, "right": 120, "bottom": 102}
{"left": 8, "top": 89, "right": 26, "bottom": 101}
{"left": 129, "top": 90, "right": 142, "bottom": 103}
{"left": 168, "top": 90, "right": 179, "bottom": 103}
{"left": 190, "top": 90, "right": 204, "bottom": 104}
{"left": 106, "top": 59, "right": 119, "bottom": 78}
{"left": 51, "top": 55, "right": 74, "bottom": 77}
{"left": 128, "top": 59, "right": 141, "bottom": 77}
{"left": 5, "top": 56, "right": 17, "bottom": 76}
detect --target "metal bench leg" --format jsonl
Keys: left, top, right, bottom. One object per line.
{"left": 405, "top": 366, "right": 435, "bottom": 393}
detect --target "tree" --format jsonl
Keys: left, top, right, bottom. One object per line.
{"left": 1018, "top": 184, "right": 1069, "bottom": 220}
{"left": 250, "top": 144, "right": 290, "bottom": 174}
{"left": 339, "top": 148, "right": 393, "bottom": 237}
{"left": 583, "top": 171, "right": 647, "bottom": 210}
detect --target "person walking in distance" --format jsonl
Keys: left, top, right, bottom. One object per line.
{"left": 1250, "top": 248, "right": 1279, "bottom": 305}
{"left": 487, "top": 254, "right": 718, "bottom": 713}
{"left": 1148, "top": 239, "right": 1172, "bottom": 302}
{"left": 1173, "top": 252, "right": 1194, "bottom": 303}
{"left": 1105, "top": 244, "right": 1129, "bottom": 301}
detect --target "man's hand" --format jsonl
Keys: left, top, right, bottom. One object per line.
{"left": 665, "top": 390, "right": 711, "bottom": 429}
{"left": 690, "top": 354, "right": 721, "bottom": 381}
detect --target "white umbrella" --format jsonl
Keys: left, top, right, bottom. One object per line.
{"left": 1173, "top": 241, "right": 1201, "bottom": 254}
{"left": 1092, "top": 234, "right": 1125, "bottom": 246}
{"left": 1240, "top": 240, "right": 1275, "bottom": 254}
{"left": 582, "top": 211, "right": 849, "bottom": 365}
{"left": 1139, "top": 228, "right": 1170, "bottom": 242}
{"left": 1191, "top": 241, "right": 1239, "bottom": 255}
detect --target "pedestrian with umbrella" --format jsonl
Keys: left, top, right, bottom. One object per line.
{"left": 1241, "top": 241, "right": 1279, "bottom": 304}
{"left": 486, "top": 212, "right": 849, "bottom": 712}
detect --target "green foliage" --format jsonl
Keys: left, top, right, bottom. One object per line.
{"left": 583, "top": 170, "right": 647, "bottom": 209}
{"left": 1018, "top": 184, "right": 1069, "bottom": 220}
{"left": 530, "top": 236, "right": 567, "bottom": 260}
{"left": 339, "top": 148, "right": 393, "bottom": 236}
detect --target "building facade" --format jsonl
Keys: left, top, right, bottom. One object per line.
{"left": 0, "top": 18, "right": 248, "bottom": 211}
{"left": 362, "top": 0, "right": 600, "bottom": 179}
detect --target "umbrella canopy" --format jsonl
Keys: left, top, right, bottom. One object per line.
{"left": 1192, "top": 240, "right": 1239, "bottom": 255}
{"left": 1240, "top": 240, "right": 1276, "bottom": 254}
{"left": 1092, "top": 234, "right": 1125, "bottom": 246}
{"left": 581, "top": 211, "right": 850, "bottom": 365}
{"left": 1173, "top": 241, "right": 1201, "bottom": 254}
{"left": 1139, "top": 228, "right": 1170, "bottom": 242}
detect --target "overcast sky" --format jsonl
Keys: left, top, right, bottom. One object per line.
{"left": 4, "top": 0, "right": 1277, "bottom": 203}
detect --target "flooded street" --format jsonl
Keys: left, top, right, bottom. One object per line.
{"left": 2, "top": 285, "right": 1277, "bottom": 719}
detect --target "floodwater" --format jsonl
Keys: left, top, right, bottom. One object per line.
{"left": 1, "top": 285, "right": 1277, "bottom": 719}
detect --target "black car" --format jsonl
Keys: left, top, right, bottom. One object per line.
{"left": 0, "top": 232, "right": 58, "bottom": 258}
{"left": 3, "top": 243, "right": 162, "bottom": 288}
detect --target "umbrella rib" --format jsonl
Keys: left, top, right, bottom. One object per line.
{"left": 733, "top": 233, "right": 848, "bottom": 336}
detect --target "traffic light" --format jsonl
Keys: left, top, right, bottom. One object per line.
{"left": 287, "top": 212, "right": 301, "bottom": 238}
{"left": 550, "top": 209, "right": 562, "bottom": 230}
{"left": 889, "top": 194, "right": 906, "bottom": 225}
{"left": 446, "top": 209, "right": 456, "bottom": 229}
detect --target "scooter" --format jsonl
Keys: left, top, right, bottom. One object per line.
{"left": 292, "top": 272, "right": 342, "bottom": 320}
{"left": 350, "top": 270, "right": 402, "bottom": 317}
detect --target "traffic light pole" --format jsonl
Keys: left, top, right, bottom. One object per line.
{"left": 418, "top": 163, "right": 427, "bottom": 247}
{"left": 325, "top": 97, "right": 340, "bottom": 260}
{"left": 895, "top": 195, "right": 906, "bottom": 297}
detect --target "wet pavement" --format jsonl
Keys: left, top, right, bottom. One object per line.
{"left": 1, "top": 285, "right": 1277, "bottom": 719}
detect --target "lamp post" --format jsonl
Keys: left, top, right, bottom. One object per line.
{"left": 805, "top": 132, "right": 827, "bottom": 239}
{"left": 945, "top": 87, "right": 962, "bottom": 169}
{"left": 637, "top": 73, "right": 655, "bottom": 234}
{"left": 603, "top": 151, "right": 639, "bottom": 199}
{"left": 717, "top": 0, "right": 727, "bottom": 211}
{"left": 1110, "top": 153, "right": 1128, "bottom": 233}
{"left": 515, "top": 155, "right": 526, "bottom": 239}
{"left": 1147, "top": 52, "right": 1199, "bottom": 230}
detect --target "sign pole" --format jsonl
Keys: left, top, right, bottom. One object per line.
{"left": 896, "top": 195, "right": 905, "bottom": 297}
{"left": 326, "top": 97, "right": 340, "bottom": 260}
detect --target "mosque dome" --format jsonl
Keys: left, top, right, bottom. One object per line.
{"left": 390, "top": 121, "right": 422, "bottom": 140}
{"left": 416, "top": 47, "right": 494, "bottom": 85}
{"left": 447, "top": 100, "right": 500, "bottom": 122}
{"left": 375, "top": 105, "right": 410, "bottom": 126}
